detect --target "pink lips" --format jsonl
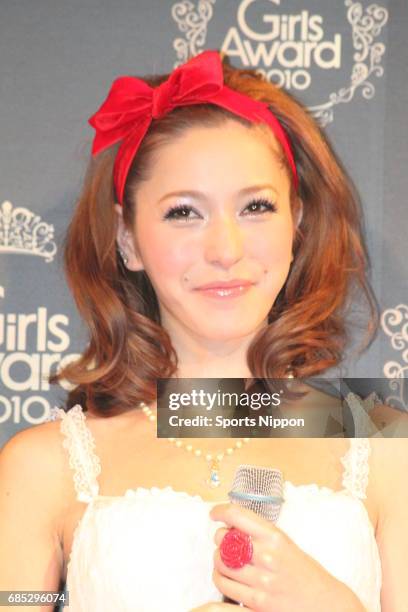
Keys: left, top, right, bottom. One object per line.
{"left": 194, "top": 279, "right": 254, "bottom": 299}
{"left": 196, "top": 279, "right": 253, "bottom": 290}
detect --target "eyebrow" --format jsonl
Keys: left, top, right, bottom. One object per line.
{"left": 158, "top": 184, "right": 279, "bottom": 204}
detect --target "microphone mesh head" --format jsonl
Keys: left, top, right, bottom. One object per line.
{"left": 228, "top": 464, "right": 284, "bottom": 522}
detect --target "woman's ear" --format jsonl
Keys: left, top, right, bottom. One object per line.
{"left": 114, "top": 203, "right": 145, "bottom": 272}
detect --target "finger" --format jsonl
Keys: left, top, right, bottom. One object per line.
{"left": 189, "top": 604, "right": 252, "bottom": 611}
{"left": 214, "top": 527, "right": 229, "bottom": 547}
{"left": 218, "top": 607, "right": 251, "bottom": 611}
{"left": 214, "top": 547, "right": 255, "bottom": 586}
{"left": 214, "top": 548, "right": 278, "bottom": 589}
{"left": 212, "top": 567, "right": 271, "bottom": 611}
{"left": 210, "top": 503, "right": 280, "bottom": 540}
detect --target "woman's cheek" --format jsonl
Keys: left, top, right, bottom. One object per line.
{"left": 143, "top": 238, "right": 192, "bottom": 282}
{"left": 256, "top": 234, "right": 292, "bottom": 269}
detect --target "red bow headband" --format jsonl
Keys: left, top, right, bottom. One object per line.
{"left": 88, "top": 50, "right": 298, "bottom": 205}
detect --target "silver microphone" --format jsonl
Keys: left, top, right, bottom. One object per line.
{"left": 223, "top": 465, "right": 284, "bottom": 606}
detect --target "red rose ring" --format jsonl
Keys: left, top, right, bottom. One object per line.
{"left": 220, "top": 528, "right": 253, "bottom": 569}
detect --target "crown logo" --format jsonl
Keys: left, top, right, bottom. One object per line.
{"left": 0, "top": 200, "right": 57, "bottom": 262}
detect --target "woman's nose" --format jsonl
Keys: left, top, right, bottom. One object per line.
{"left": 204, "top": 216, "right": 245, "bottom": 268}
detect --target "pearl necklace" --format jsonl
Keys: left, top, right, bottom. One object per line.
{"left": 141, "top": 402, "right": 250, "bottom": 489}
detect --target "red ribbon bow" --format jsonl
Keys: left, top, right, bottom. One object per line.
{"left": 88, "top": 50, "right": 298, "bottom": 204}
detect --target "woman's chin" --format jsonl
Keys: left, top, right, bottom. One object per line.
{"left": 192, "top": 321, "right": 266, "bottom": 343}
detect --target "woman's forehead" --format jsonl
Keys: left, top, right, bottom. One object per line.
{"left": 154, "top": 120, "right": 283, "bottom": 159}
{"left": 141, "top": 122, "right": 290, "bottom": 194}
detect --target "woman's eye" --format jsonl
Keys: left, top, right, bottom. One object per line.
{"left": 163, "top": 205, "right": 198, "bottom": 221}
{"left": 163, "top": 198, "right": 277, "bottom": 221}
{"left": 244, "top": 197, "right": 277, "bottom": 214}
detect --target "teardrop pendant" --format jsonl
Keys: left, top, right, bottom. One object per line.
{"left": 207, "top": 460, "right": 221, "bottom": 488}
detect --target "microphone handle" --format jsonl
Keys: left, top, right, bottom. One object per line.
{"left": 221, "top": 466, "right": 284, "bottom": 606}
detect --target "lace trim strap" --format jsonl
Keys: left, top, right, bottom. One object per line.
{"left": 343, "top": 390, "right": 383, "bottom": 437}
{"left": 47, "top": 405, "right": 101, "bottom": 503}
{"left": 340, "top": 438, "right": 371, "bottom": 499}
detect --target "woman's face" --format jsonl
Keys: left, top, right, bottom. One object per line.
{"left": 119, "top": 120, "right": 296, "bottom": 344}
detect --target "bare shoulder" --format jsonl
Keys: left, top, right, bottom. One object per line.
{"left": 1, "top": 418, "right": 64, "bottom": 465}
{"left": 367, "top": 433, "right": 408, "bottom": 609}
{"left": 369, "top": 433, "right": 408, "bottom": 473}
{"left": 0, "top": 418, "right": 75, "bottom": 553}
{"left": 0, "top": 419, "right": 76, "bottom": 592}
{"left": 1, "top": 418, "right": 69, "bottom": 504}
{"left": 368, "top": 433, "right": 408, "bottom": 513}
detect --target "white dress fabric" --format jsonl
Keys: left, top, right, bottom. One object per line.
{"left": 48, "top": 402, "right": 383, "bottom": 612}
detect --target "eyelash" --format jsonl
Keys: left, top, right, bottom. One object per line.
{"left": 163, "top": 197, "right": 277, "bottom": 221}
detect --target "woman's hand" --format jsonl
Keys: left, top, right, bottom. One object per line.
{"left": 190, "top": 605, "right": 250, "bottom": 611}
{"left": 207, "top": 502, "right": 366, "bottom": 612}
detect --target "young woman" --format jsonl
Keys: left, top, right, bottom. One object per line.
{"left": 0, "top": 50, "right": 407, "bottom": 612}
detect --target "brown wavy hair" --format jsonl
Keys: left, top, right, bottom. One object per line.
{"left": 50, "top": 53, "right": 378, "bottom": 416}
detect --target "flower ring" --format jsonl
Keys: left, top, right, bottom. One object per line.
{"left": 220, "top": 527, "right": 253, "bottom": 569}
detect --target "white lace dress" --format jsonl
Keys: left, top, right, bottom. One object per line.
{"left": 48, "top": 403, "right": 382, "bottom": 612}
